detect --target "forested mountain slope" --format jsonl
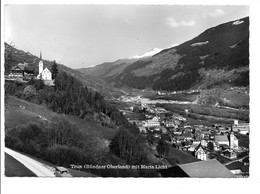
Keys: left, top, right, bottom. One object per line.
{"left": 81, "top": 17, "right": 249, "bottom": 91}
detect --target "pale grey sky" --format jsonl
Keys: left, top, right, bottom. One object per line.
{"left": 5, "top": 5, "right": 249, "bottom": 68}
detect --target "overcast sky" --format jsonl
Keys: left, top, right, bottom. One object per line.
{"left": 5, "top": 5, "right": 249, "bottom": 69}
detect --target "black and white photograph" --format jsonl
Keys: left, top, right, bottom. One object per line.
{"left": 1, "top": 0, "right": 260, "bottom": 193}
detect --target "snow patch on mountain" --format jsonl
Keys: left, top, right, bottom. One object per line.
{"left": 131, "top": 48, "right": 163, "bottom": 59}
{"left": 233, "top": 20, "right": 244, "bottom": 25}
{"left": 130, "top": 44, "right": 180, "bottom": 59}
{"left": 191, "top": 41, "right": 209, "bottom": 47}
{"left": 169, "top": 43, "right": 179, "bottom": 48}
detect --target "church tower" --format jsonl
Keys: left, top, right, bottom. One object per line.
{"left": 229, "top": 126, "right": 238, "bottom": 150}
{"left": 230, "top": 131, "right": 235, "bottom": 149}
{"left": 39, "top": 51, "right": 43, "bottom": 75}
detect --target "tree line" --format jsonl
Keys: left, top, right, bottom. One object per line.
{"left": 5, "top": 71, "right": 139, "bottom": 132}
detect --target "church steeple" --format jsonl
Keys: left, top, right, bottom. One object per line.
{"left": 38, "top": 51, "right": 44, "bottom": 77}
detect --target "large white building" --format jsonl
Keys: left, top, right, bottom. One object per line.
{"left": 214, "top": 131, "right": 239, "bottom": 151}
{"left": 232, "top": 120, "right": 249, "bottom": 135}
{"left": 144, "top": 117, "right": 160, "bottom": 128}
{"left": 37, "top": 52, "right": 54, "bottom": 86}
{"left": 37, "top": 60, "right": 52, "bottom": 81}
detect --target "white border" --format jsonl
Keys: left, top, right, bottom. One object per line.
{"left": 1, "top": 1, "right": 260, "bottom": 194}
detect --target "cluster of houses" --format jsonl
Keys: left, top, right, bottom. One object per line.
{"left": 192, "top": 130, "right": 239, "bottom": 161}
{"left": 128, "top": 103, "right": 249, "bottom": 164}
{"left": 128, "top": 106, "right": 249, "bottom": 177}
{"left": 5, "top": 52, "right": 54, "bottom": 86}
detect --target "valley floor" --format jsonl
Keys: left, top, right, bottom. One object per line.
{"left": 111, "top": 88, "right": 250, "bottom": 177}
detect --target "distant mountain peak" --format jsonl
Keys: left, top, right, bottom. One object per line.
{"left": 130, "top": 48, "right": 163, "bottom": 59}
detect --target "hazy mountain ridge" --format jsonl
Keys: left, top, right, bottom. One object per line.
{"left": 78, "top": 58, "right": 139, "bottom": 78}
{"left": 81, "top": 17, "right": 249, "bottom": 91}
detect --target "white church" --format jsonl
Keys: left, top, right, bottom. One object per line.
{"left": 37, "top": 52, "right": 54, "bottom": 86}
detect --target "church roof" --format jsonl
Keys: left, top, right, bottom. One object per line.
{"left": 215, "top": 135, "right": 229, "bottom": 142}
{"left": 43, "top": 67, "right": 51, "bottom": 72}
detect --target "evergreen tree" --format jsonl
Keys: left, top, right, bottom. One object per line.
{"left": 4, "top": 43, "right": 15, "bottom": 74}
{"left": 109, "top": 128, "right": 147, "bottom": 165}
{"left": 156, "top": 138, "right": 169, "bottom": 158}
{"left": 51, "top": 60, "right": 59, "bottom": 79}
{"left": 207, "top": 142, "right": 214, "bottom": 152}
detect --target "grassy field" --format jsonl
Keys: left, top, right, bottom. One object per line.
{"left": 159, "top": 103, "right": 249, "bottom": 126}
{"left": 5, "top": 153, "right": 36, "bottom": 177}
{"left": 5, "top": 96, "right": 118, "bottom": 140}
{"left": 185, "top": 115, "right": 232, "bottom": 126}
{"left": 186, "top": 112, "right": 238, "bottom": 125}
{"left": 151, "top": 92, "right": 199, "bottom": 102}
{"left": 217, "top": 89, "right": 249, "bottom": 109}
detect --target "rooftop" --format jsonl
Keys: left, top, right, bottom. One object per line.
{"left": 215, "top": 135, "right": 229, "bottom": 142}
{"left": 160, "top": 159, "right": 235, "bottom": 178}
{"left": 11, "top": 65, "right": 25, "bottom": 71}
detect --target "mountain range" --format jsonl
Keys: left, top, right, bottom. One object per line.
{"left": 5, "top": 16, "right": 249, "bottom": 93}
{"left": 79, "top": 17, "right": 249, "bottom": 91}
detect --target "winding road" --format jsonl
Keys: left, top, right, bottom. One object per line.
{"left": 224, "top": 155, "right": 249, "bottom": 166}
{"left": 5, "top": 147, "right": 56, "bottom": 177}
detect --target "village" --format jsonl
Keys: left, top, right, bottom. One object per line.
{"left": 5, "top": 52, "right": 55, "bottom": 86}
{"left": 119, "top": 98, "right": 250, "bottom": 177}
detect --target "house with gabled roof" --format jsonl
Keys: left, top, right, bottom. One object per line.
{"left": 223, "top": 150, "right": 237, "bottom": 159}
{"left": 164, "top": 120, "right": 178, "bottom": 128}
{"left": 194, "top": 143, "right": 209, "bottom": 161}
{"left": 182, "top": 130, "right": 193, "bottom": 141}
{"left": 9, "top": 64, "right": 25, "bottom": 78}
